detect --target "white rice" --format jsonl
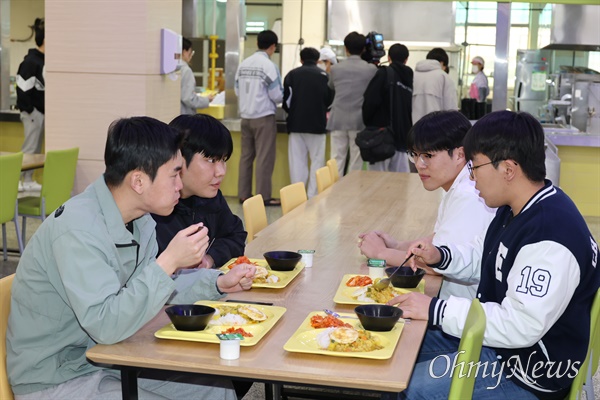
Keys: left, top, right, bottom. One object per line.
{"left": 209, "top": 313, "right": 248, "bottom": 326}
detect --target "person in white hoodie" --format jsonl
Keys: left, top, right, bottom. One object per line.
{"left": 180, "top": 37, "right": 214, "bottom": 115}
{"left": 412, "top": 48, "right": 458, "bottom": 124}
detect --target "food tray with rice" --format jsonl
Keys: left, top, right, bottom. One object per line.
{"left": 219, "top": 256, "right": 305, "bottom": 289}
{"left": 333, "top": 274, "right": 425, "bottom": 305}
{"left": 283, "top": 311, "right": 404, "bottom": 359}
{"left": 155, "top": 300, "right": 286, "bottom": 346}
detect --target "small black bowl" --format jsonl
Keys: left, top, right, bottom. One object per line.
{"left": 263, "top": 251, "right": 302, "bottom": 271}
{"left": 384, "top": 266, "right": 425, "bottom": 288}
{"left": 355, "top": 304, "right": 403, "bottom": 332}
{"left": 165, "top": 304, "right": 216, "bottom": 331}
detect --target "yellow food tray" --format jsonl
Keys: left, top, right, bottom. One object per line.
{"left": 283, "top": 311, "right": 404, "bottom": 360}
{"left": 155, "top": 300, "right": 286, "bottom": 346}
{"left": 219, "top": 258, "right": 304, "bottom": 289}
{"left": 333, "top": 274, "right": 425, "bottom": 305}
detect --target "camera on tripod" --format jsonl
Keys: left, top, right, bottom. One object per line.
{"left": 363, "top": 31, "right": 385, "bottom": 64}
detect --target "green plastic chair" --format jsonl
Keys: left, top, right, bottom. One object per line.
{"left": 0, "top": 153, "right": 24, "bottom": 260}
{"left": 567, "top": 288, "right": 600, "bottom": 400}
{"left": 18, "top": 147, "right": 79, "bottom": 244}
{"left": 448, "top": 299, "right": 486, "bottom": 400}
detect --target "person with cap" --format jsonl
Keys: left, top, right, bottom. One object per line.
{"left": 469, "top": 56, "right": 489, "bottom": 103}
{"left": 318, "top": 47, "right": 338, "bottom": 73}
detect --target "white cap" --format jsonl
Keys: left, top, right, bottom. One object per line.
{"left": 319, "top": 47, "right": 337, "bottom": 64}
{"left": 471, "top": 56, "right": 484, "bottom": 67}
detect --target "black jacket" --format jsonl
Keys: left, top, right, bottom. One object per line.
{"left": 16, "top": 48, "right": 45, "bottom": 114}
{"left": 283, "top": 61, "right": 334, "bottom": 134}
{"left": 362, "top": 63, "right": 413, "bottom": 151}
{"left": 152, "top": 191, "right": 247, "bottom": 268}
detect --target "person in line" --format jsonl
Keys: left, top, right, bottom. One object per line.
{"left": 362, "top": 43, "right": 413, "bottom": 172}
{"left": 317, "top": 47, "right": 337, "bottom": 73}
{"left": 16, "top": 18, "right": 45, "bottom": 191}
{"left": 283, "top": 47, "right": 334, "bottom": 198}
{"left": 235, "top": 30, "right": 283, "bottom": 206}
{"left": 180, "top": 37, "right": 215, "bottom": 115}
{"left": 388, "top": 111, "right": 600, "bottom": 399}
{"left": 327, "top": 31, "right": 377, "bottom": 177}
{"left": 7, "top": 117, "right": 256, "bottom": 400}
{"left": 153, "top": 114, "right": 246, "bottom": 268}
{"left": 469, "top": 55, "right": 489, "bottom": 104}
{"left": 412, "top": 47, "right": 458, "bottom": 124}
{"left": 359, "top": 111, "right": 495, "bottom": 300}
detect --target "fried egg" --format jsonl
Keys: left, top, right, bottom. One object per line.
{"left": 329, "top": 327, "right": 359, "bottom": 344}
{"left": 238, "top": 305, "right": 267, "bottom": 321}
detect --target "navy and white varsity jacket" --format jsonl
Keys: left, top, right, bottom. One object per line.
{"left": 16, "top": 48, "right": 45, "bottom": 114}
{"left": 429, "top": 181, "right": 600, "bottom": 399}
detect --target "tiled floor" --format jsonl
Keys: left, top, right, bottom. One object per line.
{"left": 1, "top": 197, "right": 599, "bottom": 399}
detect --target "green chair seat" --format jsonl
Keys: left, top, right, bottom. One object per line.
{"left": 0, "top": 153, "right": 24, "bottom": 260}
{"left": 14, "top": 196, "right": 42, "bottom": 216}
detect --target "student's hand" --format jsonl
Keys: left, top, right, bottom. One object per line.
{"left": 406, "top": 241, "right": 441, "bottom": 271}
{"left": 157, "top": 223, "right": 209, "bottom": 275}
{"left": 208, "top": 93, "right": 216, "bottom": 102}
{"left": 376, "top": 231, "right": 401, "bottom": 250}
{"left": 216, "top": 264, "right": 256, "bottom": 293}
{"left": 387, "top": 292, "right": 432, "bottom": 321}
{"left": 359, "top": 232, "right": 387, "bottom": 259}
{"left": 198, "top": 254, "right": 215, "bottom": 269}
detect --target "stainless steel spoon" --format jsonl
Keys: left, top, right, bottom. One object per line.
{"left": 372, "top": 247, "right": 419, "bottom": 291}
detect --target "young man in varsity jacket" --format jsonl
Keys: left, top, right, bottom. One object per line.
{"left": 16, "top": 18, "right": 45, "bottom": 191}
{"left": 387, "top": 110, "right": 600, "bottom": 400}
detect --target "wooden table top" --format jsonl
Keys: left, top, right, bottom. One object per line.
{"left": 86, "top": 171, "right": 443, "bottom": 393}
{"left": 0, "top": 152, "right": 45, "bottom": 171}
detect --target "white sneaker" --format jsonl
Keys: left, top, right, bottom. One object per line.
{"left": 22, "top": 181, "right": 43, "bottom": 191}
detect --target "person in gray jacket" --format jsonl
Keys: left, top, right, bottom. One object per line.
{"left": 327, "top": 31, "right": 377, "bottom": 177}
{"left": 7, "top": 117, "right": 255, "bottom": 399}
{"left": 180, "top": 37, "right": 214, "bottom": 115}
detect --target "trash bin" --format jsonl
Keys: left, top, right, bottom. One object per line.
{"left": 545, "top": 137, "right": 561, "bottom": 187}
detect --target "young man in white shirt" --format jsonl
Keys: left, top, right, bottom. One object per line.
{"left": 359, "top": 111, "right": 495, "bottom": 300}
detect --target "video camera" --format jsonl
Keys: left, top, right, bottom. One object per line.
{"left": 363, "top": 31, "right": 385, "bottom": 64}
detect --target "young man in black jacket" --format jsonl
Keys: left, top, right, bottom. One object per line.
{"left": 153, "top": 115, "right": 247, "bottom": 269}
{"left": 362, "top": 43, "right": 413, "bottom": 172}
{"left": 283, "top": 47, "right": 334, "bottom": 198}
{"left": 16, "top": 18, "right": 45, "bottom": 191}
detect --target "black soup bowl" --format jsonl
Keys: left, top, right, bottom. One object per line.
{"left": 385, "top": 266, "right": 425, "bottom": 288}
{"left": 263, "top": 251, "right": 302, "bottom": 271}
{"left": 355, "top": 304, "right": 403, "bottom": 332}
{"left": 165, "top": 304, "right": 216, "bottom": 331}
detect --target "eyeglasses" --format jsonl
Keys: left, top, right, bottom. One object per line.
{"left": 467, "top": 160, "right": 496, "bottom": 179}
{"left": 407, "top": 151, "right": 435, "bottom": 166}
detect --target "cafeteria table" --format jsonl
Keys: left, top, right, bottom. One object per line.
{"left": 86, "top": 171, "right": 443, "bottom": 400}
{"left": 0, "top": 152, "right": 45, "bottom": 171}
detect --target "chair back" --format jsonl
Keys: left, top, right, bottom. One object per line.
{"left": 280, "top": 182, "right": 308, "bottom": 215}
{"left": 567, "top": 288, "right": 600, "bottom": 400}
{"left": 242, "top": 194, "right": 268, "bottom": 243}
{"left": 40, "top": 147, "right": 79, "bottom": 216}
{"left": 316, "top": 166, "right": 332, "bottom": 194}
{"left": 448, "top": 299, "right": 486, "bottom": 400}
{"left": 327, "top": 159, "right": 339, "bottom": 183}
{"left": 0, "top": 274, "right": 15, "bottom": 400}
{"left": 0, "top": 153, "right": 23, "bottom": 225}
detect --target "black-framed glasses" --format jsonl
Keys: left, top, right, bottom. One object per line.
{"left": 467, "top": 160, "right": 496, "bottom": 179}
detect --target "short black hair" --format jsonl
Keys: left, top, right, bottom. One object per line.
{"left": 300, "top": 47, "right": 319, "bottom": 63}
{"left": 463, "top": 110, "right": 546, "bottom": 182}
{"left": 104, "top": 117, "right": 183, "bottom": 187}
{"left": 257, "top": 30, "right": 278, "bottom": 50}
{"left": 344, "top": 32, "right": 366, "bottom": 56}
{"left": 426, "top": 47, "right": 449, "bottom": 67}
{"left": 182, "top": 37, "right": 192, "bottom": 52}
{"left": 34, "top": 18, "right": 44, "bottom": 47}
{"left": 389, "top": 44, "right": 409, "bottom": 64}
{"left": 169, "top": 114, "right": 233, "bottom": 166}
{"left": 408, "top": 111, "right": 471, "bottom": 154}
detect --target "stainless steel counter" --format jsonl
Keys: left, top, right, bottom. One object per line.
{"left": 545, "top": 132, "right": 600, "bottom": 148}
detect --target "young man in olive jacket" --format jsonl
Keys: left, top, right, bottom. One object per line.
{"left": 153, "top": 114, "right": 247, "bottom": 269}
{"left": 362, "top": 43, "right": 413, "bottom": 172}
{"left": 283, "top": 47, "right": 334, "bottom": 198}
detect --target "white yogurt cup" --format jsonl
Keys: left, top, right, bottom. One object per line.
{"left": 219, "top": 338, "right": 241, "bottom": 360}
